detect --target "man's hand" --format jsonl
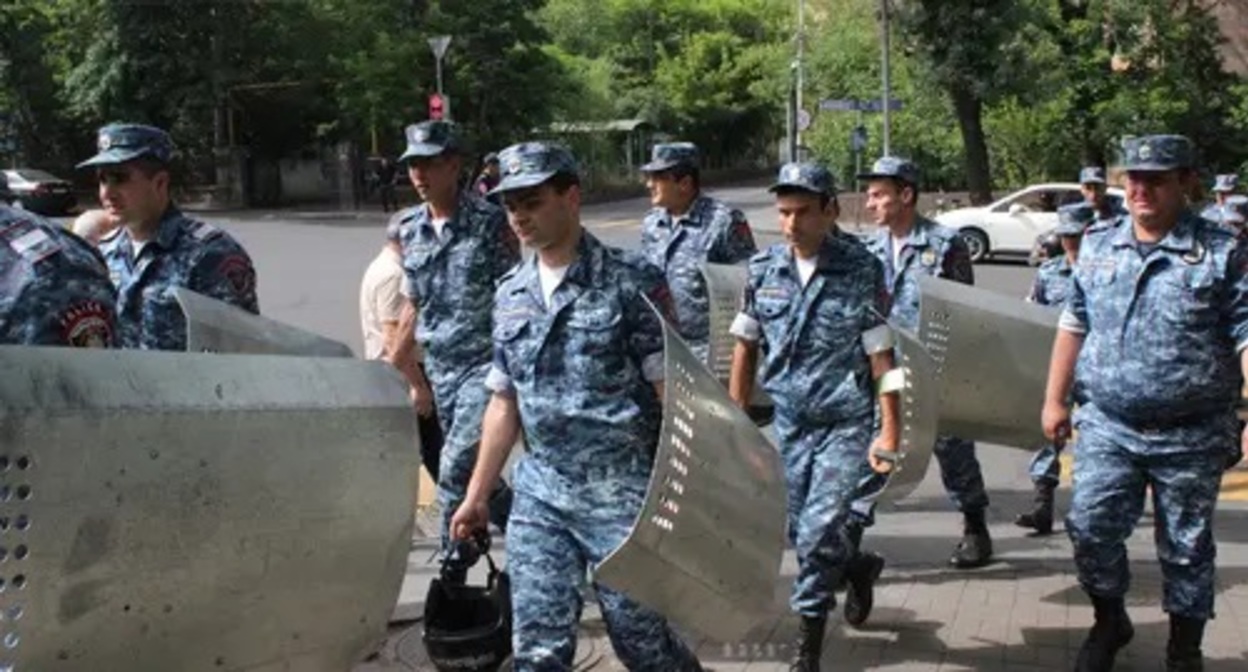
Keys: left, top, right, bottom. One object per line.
{"left": 1042, "top": 400, "right": 1072, "bottom": 448}
{"left": 868, "top": 435, "right": 898, "bottom": 475}
{"left": 450, "top": 498, "right": 490, "bottom": 541}
{"left": 410, "top": 381, "right": 435, "bottom": 418}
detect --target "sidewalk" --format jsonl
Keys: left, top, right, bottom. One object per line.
{"left": 358, "top": 480, "right": 1248, "bottom": 671}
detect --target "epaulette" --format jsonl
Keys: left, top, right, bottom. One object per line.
{"left": 0, "top": 216, "right": 61, "bottom": 263}
{"left": 185, "top": 219, "right": 223, "bottom": 242}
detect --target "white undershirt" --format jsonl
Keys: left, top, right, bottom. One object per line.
{"left": 794, "top": 254, "right": 817, "bottom": 287}
{"left": 538, "top": 261, "right": 570, "bottom": 308}
{"left": 430, "top": 217, "right": 449, "bottom": 239}
{"left": 891, "top": 234, "right": 907, "bottom": 270}
{"left": 132, "top": 241, "right": 148, "bottom": 261}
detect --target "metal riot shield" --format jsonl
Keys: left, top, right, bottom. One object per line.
{"left": 917, "top": 275, "right": 1060, "bottom": 449}
{"left": 875, "top": 327, "right": 940, "bottom": 503}
{"left": 701, "top": 263, "right": 772, "bottom": 409}
{"left": 174, "top": 287, "right": 354, "bottom": 357}
{"left": 0, "top": 346, "right": 417, "bottom": 672}
{"left": 594, "top": 315, "right": 787, "bottom": 642}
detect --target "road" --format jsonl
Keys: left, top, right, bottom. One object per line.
{"left": 179, "top": 183, "right": 1035, "bottom": 356}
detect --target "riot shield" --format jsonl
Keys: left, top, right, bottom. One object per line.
{"left": 702, "top": 263, "right": 773, "bottom": 412}
{"left": 174, "top": 288, "right": 354, "bottom": 357}
{"left": 877, "top": 327, "right": 940, "bottom": 502}
{"left": 918, "top": 275, "right": 1060, "bottom": 449}
{"left": 0, "top": 346, "right": 416, "bottom": 672}
{"left": 595, "top": 316, "right": 788, "bottom": 642}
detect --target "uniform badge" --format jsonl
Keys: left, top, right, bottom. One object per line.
{"left": 60, "top": 300, "right": 113, "bottom": 348}
{"left": 920, "top": 248, "right": 938, "bottom": 267}
{"left": 216, "top": 255, "right": 256, "bottom": 297}
{"left": 98, "top": 134, "right": 112, "bottom": 151}
{"left": 1138, "top": 143, "right": 1152, "bottom": 161}
{"left": 506, "top": 155, "right": 524, "bottom": 176}
{"left": 1182, "top": 241, "right": 1205, "bottom": 265}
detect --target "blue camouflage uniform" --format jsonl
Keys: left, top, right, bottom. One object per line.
{"left": 78, "top": 124, "right": 258, "bottom": 350}
{"left": 1, "top": 206, "right": 117, "bottom": 347}
{"left": 486, "top": 143, "right": 701, "bottom": 672}
{"left": 858, "top": 159, "right": 990, "bottom": 523}
{"left": 639, "top": 143, "right": 756, "bottom": 360}
{"left": 1061, "top": 136, "right": 1248, "bottom": 622}
{"left": 395, "top": 121, "right": 520, "bottom": 539}
{"left": 1024, "top": 202, "right": 1095, "bottom": 488}
{"left": 730, "top": 162, "right": 890, "bottom": 619}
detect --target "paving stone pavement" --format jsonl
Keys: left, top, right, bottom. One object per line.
{"left": 357, "top": 490, "right": 1248, "bottom": 672}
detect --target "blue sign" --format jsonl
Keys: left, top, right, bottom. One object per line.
{"left": 819, "top": 98, "right": 904, "bottom": 113}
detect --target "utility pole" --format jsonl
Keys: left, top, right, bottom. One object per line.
{"left": 795, "top": 0, "right": 806, "bottom": 156}
{"left": 880, "top": 0, "right": 893, "bottom": 155}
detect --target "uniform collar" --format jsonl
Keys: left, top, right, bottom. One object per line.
{"left": 658, "top": 194, "right": 709, "bottom": 228}
{"left": 519, "top": 228, "right": 605, "bottom": 301}
{"left": 411, "top": 190, "right": 473, "bottom": 235}
{"left": 878, "top": 216, "right": 932, "bottom": 250}
{"left": 1112, "top": 210, "right": 1200, "bottom": 253}
{"left": 111, "top": 206, "right": 183, "bottom": 254}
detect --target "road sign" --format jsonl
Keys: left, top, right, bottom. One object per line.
{"left": 851, "top": 125, "right": 868, "bottom": 152}
{"left": 428, "top": 93, "right": 446, "bottom": 120}
{"left": 797, "top": 109, "right": 812, "bottom": 132}
{"left": 862, "top": 98, "right": 904, "bottom": 113}
{"left": 427, "top": 35, "right": 452, "bottom": 60}
{"left": 819, "top": 98, "right": 861, "bottom": 112}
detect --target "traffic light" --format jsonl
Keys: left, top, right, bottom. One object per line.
{"left": 429, "top": 93, "right": 445, "bottom": 121}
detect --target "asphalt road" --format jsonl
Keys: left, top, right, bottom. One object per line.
{"left": 169, "top": 183, "right": 1035, "bottom": 355}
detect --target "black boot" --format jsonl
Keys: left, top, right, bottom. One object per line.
{"left": 949, "top": 509, "right": 993, "bottom": 569}
{"left": 1165, "top": 615, "right": 1205, "bottom": 672}
{"left": 1075, "top": 596, "right": 1134, "bottom": 672}
{"left": 1014, "top": 481, "right": 1056, "bottom": 535}
{"left": 789, "top": 615, "right": 826, "bottom": 672}
{"left": 834, "top": 522, "right": 866, "bottom": 591}
{"left": 843, "top": 551, "right": 885, "bottom": 627}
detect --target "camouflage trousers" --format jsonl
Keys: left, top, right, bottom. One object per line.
{"left": 434, "top": 364, "right": 513, "bottom": 546}
{"left": 507, "top": 459, "right": 702, "bottom": 672}
{"left": 1028, "top": 444, "right": 1062, "bottom": 486}
{"left": 1067, "top": 417, "right": 1225, "bottom": 619}
{"left": 776, "top": 411, "right": 875, "bottom": 617}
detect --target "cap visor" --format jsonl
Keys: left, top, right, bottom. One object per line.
{"left": 76, "top": 148, "right": 148, "bottom": 169}
{"left": 1123, "top": 164, "right": 1183, "bottom": 173}
{"left": 640, "top": 160, "right": 677, "bottom": 173}
{"left": 1081, "top": 178, "right": 1107, "bottom": 185}
{"left": 768, "top": 181, "right": 822, "bottom": 194}
{"left": 398, "top": 143, "right": 448, "bottom": 162}
{"left": 489, "top": 171, "right": 556, "bottom": 195}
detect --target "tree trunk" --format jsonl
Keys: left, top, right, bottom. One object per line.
{"left": 949, "top": 81, "right": 993, "bottom": 205}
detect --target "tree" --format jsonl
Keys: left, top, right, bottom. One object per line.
{"left": 896, "top": 0, "right": 1029, "bottom": 203}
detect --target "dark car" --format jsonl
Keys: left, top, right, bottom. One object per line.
{"left": 3, "top": 168, "right": 77, "bottom": 216}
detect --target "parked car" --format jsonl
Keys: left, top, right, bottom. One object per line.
{"left": 3, "top": 168, "right": 77, "bottom": 216}
{"left": 934, "top": 183, "right": 1125, "bottom": 262}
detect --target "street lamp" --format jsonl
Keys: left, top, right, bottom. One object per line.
{"left": 879, "top": 0, "right": 893, "bottom": 155}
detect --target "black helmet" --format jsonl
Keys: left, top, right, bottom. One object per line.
{"left": 422, "top": 532, "right": 512, "bottom": 671}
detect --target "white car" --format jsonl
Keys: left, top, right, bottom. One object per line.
{"left": 934, "top": 183, "right": 1125, "bottom": 262}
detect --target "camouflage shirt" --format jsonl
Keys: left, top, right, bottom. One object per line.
{"left": 865, "top": 217, "right": 974, "bottom": 331}
{"left": 99, "top": 208, "right": 258, "bottom": 350}
{"left": 486, "top": 231, "right": 673, "bottom": 493}
{"left": 1061, "top": 211, "right": 1248, "bottom": 440}
{"left": 640, "top": 195, "right": 756, "bottom": 349}
{"left": 1028, "top": 256, "right": 1074, "bottom": 307}
{"left": 398, "top": 191, "right": 520, "bottom": 395}
{"left": 731, "top": 233, "right": 889, "bottom": 424}
{"left": 0, "top": 207, "right": 117, "bottom": 347}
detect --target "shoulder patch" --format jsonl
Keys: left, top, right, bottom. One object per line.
{"left": 2, "top": 219, "right": 62, "bottom": 263}
{"left": 59, "top": 299, "right": 114, "bottom": 348}
{"left": 187, "top": 220, "right": 222, "bottom": 242}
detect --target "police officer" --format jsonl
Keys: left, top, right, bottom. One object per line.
{"left": 728, "top": 163, "right": 899, "bottom": 670}
{"left": 1212, "top": 173, "right": 1237, "bottom": 206}
{"left": 1219, "top": 195, "right": 1248, "bottom": 237}
{"left": 860, "top": 157, "right": 994, "bottom": 569}
{"left": 1043, "top": 135, "right": 1248, "bottom": 672}
{"left": 1, "top": 206, "right": 117, "bottom": 347}
{"left": 1015, "top": 202, "right": 1095, "bottom": 535}
{"left": 639, "top": 142, "right": 756, "bottom": 361}
{"left": 449, "top": 143, "right": 704, "bottom": 671}
{"left": 1079, "top": 166, "right": 1127, "bottom": 223}
{"left": 78, "top": 123, "right": 258, "bottom": 350}
{"left": 384, "top": 121, "right": 518, "bottom": 546}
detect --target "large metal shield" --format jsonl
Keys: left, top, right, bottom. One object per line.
{"left": 0, "top": 346, "right": 416, "bottom": 672}
{"left": 595, "top": 318, "right": 788, "bottom": 642}
{"left": 877, "top": 327, "right": 940, "bottom": 502}
{"left": 918, "top": 275, "right": 1060, "bottom": 449}
{"left": 174, "top": 288, "right": 355, "bottom": 357}
{"left": 702, "top": 263, "right": 772, "bottom": 408}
